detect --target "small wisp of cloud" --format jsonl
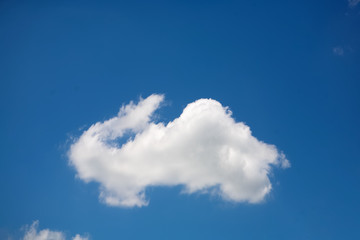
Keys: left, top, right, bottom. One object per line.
{"left": 348, "top": 0, "right": 360, "bottom": 8}
{"left": 333, "top": 46, "right": 344, "bottom": 56}
{"left": 22, "top": 221, "right": 88, "bottom": 240}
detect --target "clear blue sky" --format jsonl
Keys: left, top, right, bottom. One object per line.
{"left": 1, "top": 0, "right": 359, "bottom": 239}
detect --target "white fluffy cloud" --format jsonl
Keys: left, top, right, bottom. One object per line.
{"left": 23, "top": 221, "right": 88, "bottom": 240}
{"left": 69, "top": 94, "right": 289, "bottom": 207}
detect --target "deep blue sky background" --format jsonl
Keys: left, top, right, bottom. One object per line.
{"left": 1, "top": 0, "right": 360, "bottom": 239}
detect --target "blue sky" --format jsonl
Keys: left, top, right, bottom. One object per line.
{"left": 1, "top": 0, "right": 360, "bottom": 239}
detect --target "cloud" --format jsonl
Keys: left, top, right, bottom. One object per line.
{"left": 333, "top": 46, "right": 344, "bottom": 56}
{"left": 72, "top": 235, "right": 88, "bottom": 240}
{"left": 23, "top": 221, "right": 88, "bottom": 240}
{"left": 348, "top": 0, "right": 360, "bottom": 7}
{"left": 69, "top": 94, "right": 289, "bottom": 207}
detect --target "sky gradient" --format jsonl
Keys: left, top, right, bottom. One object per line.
{"left": 1, "top": 0, "right": 360, "bottom": 239}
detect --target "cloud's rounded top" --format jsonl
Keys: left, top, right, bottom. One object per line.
{"left": 69, "top": 94, "right": 289, "bottom": 207}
